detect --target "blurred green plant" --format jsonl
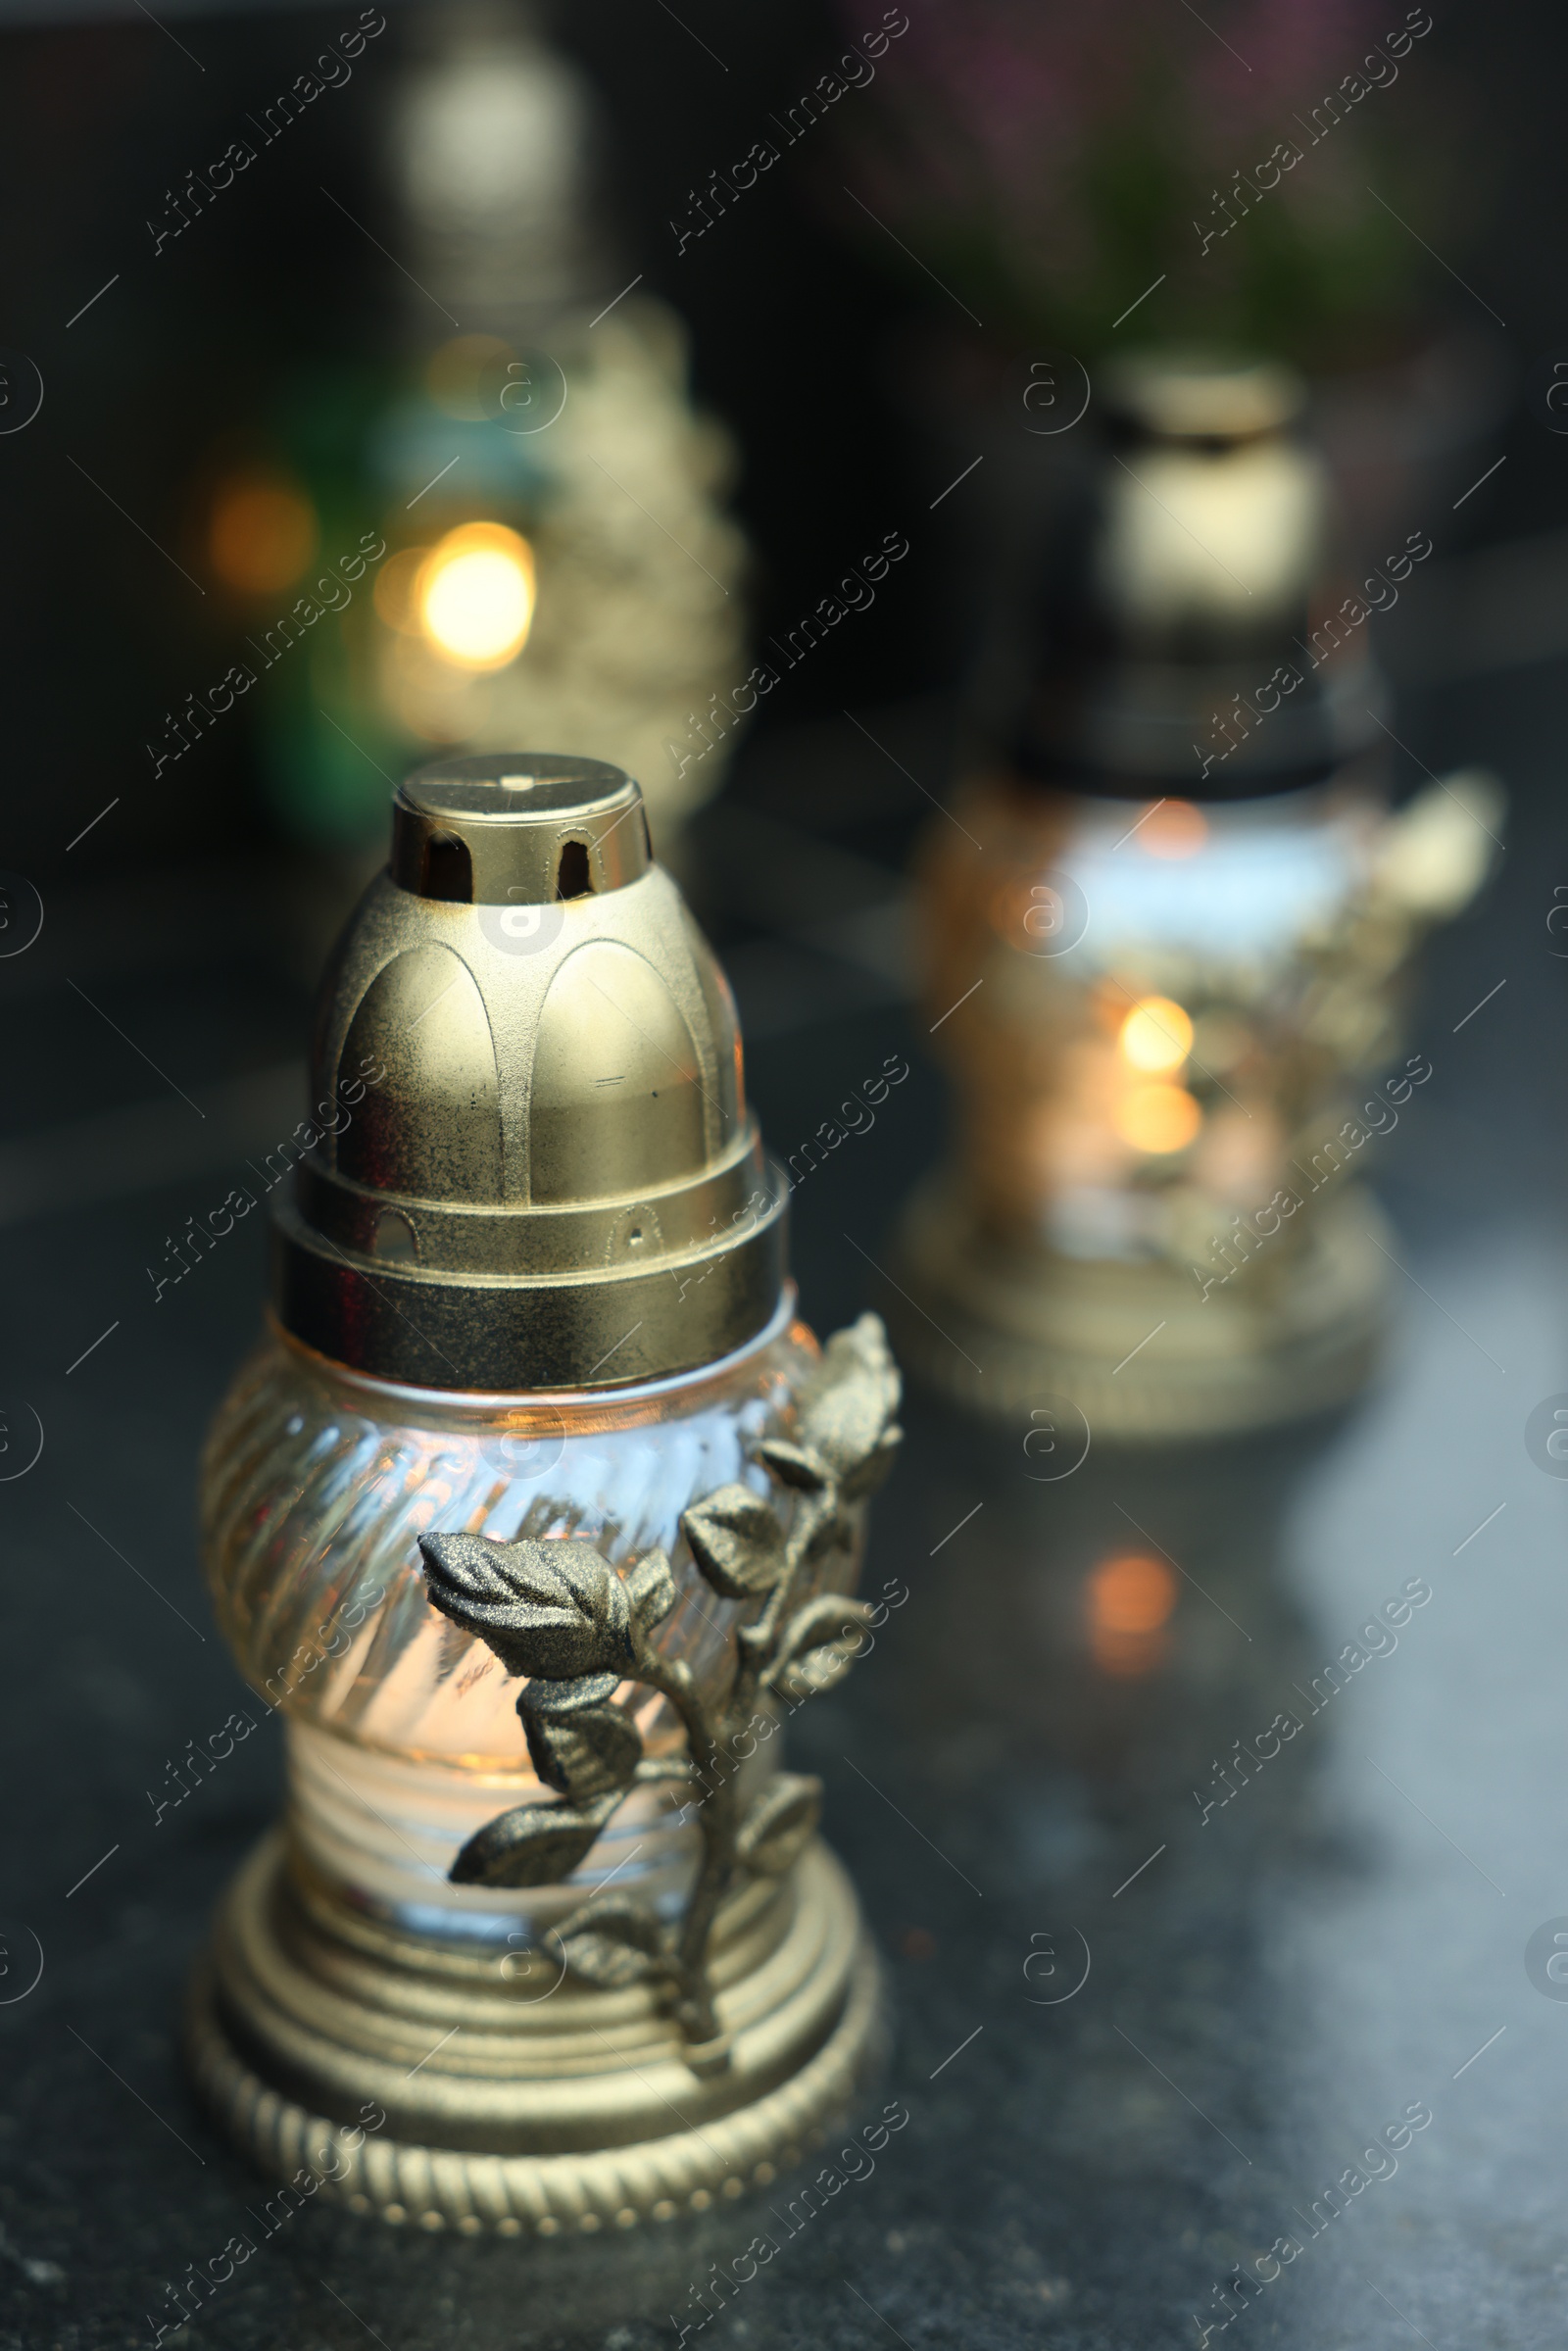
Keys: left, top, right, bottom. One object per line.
{"left": 835, "top": 0, "right": 1462, "bottom": 363}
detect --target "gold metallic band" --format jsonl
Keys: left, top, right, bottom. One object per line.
{"left": 271, "top": 1149, "right": 790, "bottom": 1391}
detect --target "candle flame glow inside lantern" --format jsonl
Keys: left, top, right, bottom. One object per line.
{"left": 1109, "top": 995, "right": 1203, "bottom": 1155}
{"left": 415, "top": 520, "right": 536, "bottom": 669}
{"left": 1117, "top": 997, "right": 1194, "bottom": 1075}
{"left": 1114, "top": 1081, "right": 1202, "bottom": 1155}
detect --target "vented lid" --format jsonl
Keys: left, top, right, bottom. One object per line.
{"left": 271, "top": 755, "right": 786, "bottom": 1392}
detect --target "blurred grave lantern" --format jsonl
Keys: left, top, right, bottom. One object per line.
{"left": 891, "top": 353, "right": 1500, "bottom": 1439}
{"left": 195, "top": 2, "right": 748, "bottom": 857}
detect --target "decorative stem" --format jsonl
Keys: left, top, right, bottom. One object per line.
{"left": 637, "top": 1478, "right": 835, "bottom": 2045}
{"left": 633, "top": 1647, "right": 731, "bottom": 2043}
{"left": 732, "top": 1486, "right": 834, "bottom": 1720}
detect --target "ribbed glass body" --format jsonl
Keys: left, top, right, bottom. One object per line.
{"left": 200, "top": 1297, "right": 834, "bottom": 1940}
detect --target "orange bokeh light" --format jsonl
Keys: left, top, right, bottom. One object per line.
{"left": 1086, "top": 1550, "right": 1178, "bottom": 1676}
{"left": 208, "top": 474, "right": 317, "bottom": 595}
{"left": 1138, "top": 799, "right": 1208, "bottom": 858}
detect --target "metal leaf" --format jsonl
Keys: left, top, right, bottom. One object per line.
{"left": 795, "top": 1313, "right": 902, "bottom": 1489}
{"left": 419, "top": 1533, "right": 632, "bottom": 1682}
{"left": 765, "top": 1592, "right": 876, "bottom": 1702}
{"left": 555, "top": 1896, "right": 671, "bottom": 1989}
{"left": 681, "top": 1484, "right": 787, "bottom": 1598}
{"left": 520, "top": 1699, "right": 642, "bottom": 1802}
{"left": 756, "top": 1440, "right": 829, "bottom": 1493}
{"left": 448, "top": 1794, "right": 613, "bottom": 1888}
{"left": 842, "top": 1426, "right": 904, "bottom": 1501}
{"left": 735, "top": 1773, "right": 822, "bottom": 1877}
{"left": 520, "top": 1673, "right": 621, "bottom": 1715}
{"left": 624, "top": 1545, "right": 678, "bottom": 1634}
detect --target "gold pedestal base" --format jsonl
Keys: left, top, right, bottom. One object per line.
{"left": 187, "top": 1834, "right": 886, "bottom": 2234}
{"left": 891, "top": 1180, "right": 1390, "bottom": 1441}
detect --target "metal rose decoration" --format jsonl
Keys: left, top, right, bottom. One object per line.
{"left": 418, "top": 1314, "right": 902, "bottom": 2054}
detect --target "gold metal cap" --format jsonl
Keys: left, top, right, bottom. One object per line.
{"left": 989, "top": 351, "right": 1385, "bottom": 799}
{"left": 272, "top": 754, "right": 787, "bottom": 1392}
{"left": 389, "top": 756, "right": 652, "bottom": 905}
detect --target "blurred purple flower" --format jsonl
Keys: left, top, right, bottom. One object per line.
{"left": 834, "top": 0, "right": 1449, "bottom": 354}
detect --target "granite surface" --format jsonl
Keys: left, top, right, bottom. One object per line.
{"left": 1, "top": 659, "right": 1564, "bottom": 2351}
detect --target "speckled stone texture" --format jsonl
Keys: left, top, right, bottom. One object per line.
{"left": 3, "top": 656, "right": 1564, "bottom": 2350}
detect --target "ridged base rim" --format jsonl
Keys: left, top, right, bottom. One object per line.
{"left": 186, "top": 1844, "right": 889, "bottom": 2233}
{"left": 890, "top": 1182, "right": 1390, "bottom": 1440}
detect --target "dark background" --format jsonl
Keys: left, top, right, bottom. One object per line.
{"left": 4, "top": 3, "right": 1568, "bottom": 2347}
